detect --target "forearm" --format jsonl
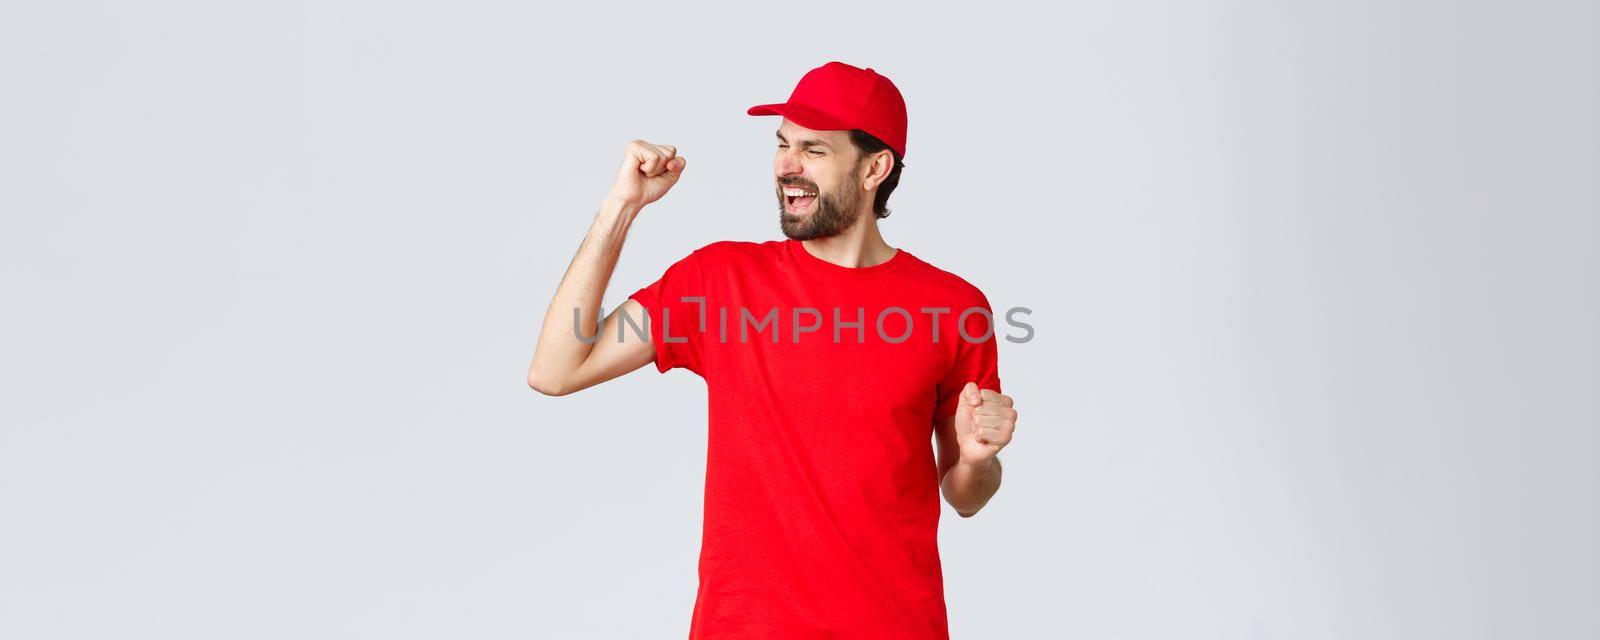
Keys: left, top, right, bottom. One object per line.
{"left": 941, "top": 456, "right": 1002, "bottom": 518}
{"left": 528, "top": 197, "right": 641, "bottom": 393}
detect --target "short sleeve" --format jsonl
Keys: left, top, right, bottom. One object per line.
{"left": 934, "top": 293, "right": 1003, "bottom": 419}
{"left": 627, "top": 249, "right": 709, "bottom": 377}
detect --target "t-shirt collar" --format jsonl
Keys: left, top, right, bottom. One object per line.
{"left": 784, "top": 238, "right": 912, "bottom": 281}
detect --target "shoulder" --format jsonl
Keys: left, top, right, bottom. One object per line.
{"left": 902, "top": 250, "right": 994, "bottom": 308}
{"left": 688, "top": 239, "right": 784, "bottom": 265}
{"left": 691, "top": 239, "right": 780, "bottom": 256}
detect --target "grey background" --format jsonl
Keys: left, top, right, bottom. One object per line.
{"left": 2, "top": 1, "right": 1596, "bottom": 638}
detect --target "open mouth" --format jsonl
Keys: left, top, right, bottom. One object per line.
{"left": 783, "top": 187, "right": 818, "bottom": 213}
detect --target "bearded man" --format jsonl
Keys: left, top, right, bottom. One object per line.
{"left": 528, "top": 61, "right": 1020, "bottom": 639}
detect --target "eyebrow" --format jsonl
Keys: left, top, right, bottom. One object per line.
{"left": 776, "top": 131, "right": 832, "bottom": 149}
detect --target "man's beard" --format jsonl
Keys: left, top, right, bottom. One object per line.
{"left": 777, "top": 181, "right": 861, "bottom": 241}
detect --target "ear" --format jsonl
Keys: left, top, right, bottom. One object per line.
{"left": 860, "top": 150, "right": 894, "bottom": 191}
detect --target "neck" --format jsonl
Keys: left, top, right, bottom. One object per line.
{"left": 800, "top": 213, "right": 896, "bottom": 268}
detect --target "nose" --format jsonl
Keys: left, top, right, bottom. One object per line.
{"left": 775, "top": 147, "right": 804, "bottom": 178}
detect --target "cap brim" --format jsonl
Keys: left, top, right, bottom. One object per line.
{"left": 746, "top": 102, "right": 855, "bottom": 131}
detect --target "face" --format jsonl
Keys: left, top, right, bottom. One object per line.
{"left": 773, "top": 119, "right": 865, "bottom": 241}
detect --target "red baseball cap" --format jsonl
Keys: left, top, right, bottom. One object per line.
{"left": 747, "top": 61, "right": 909, "bottom": 158}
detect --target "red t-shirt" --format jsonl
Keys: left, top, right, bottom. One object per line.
{"left": 628, "top": 238, "right": 1002, "bottom": 639}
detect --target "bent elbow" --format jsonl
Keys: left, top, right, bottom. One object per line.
{"left": 526, "top": 368, "right": 570, "bottom": 397}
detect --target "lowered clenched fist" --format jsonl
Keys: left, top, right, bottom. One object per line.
{"left": 953, "top": 382, "right": 1017, "bottom": 465}
{"left": 607, "top": 139, "right": 687, "bottom": 208}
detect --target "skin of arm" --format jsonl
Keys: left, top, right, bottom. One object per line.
{"left": 934, "top": 385, "right": 1017, "bottom": 517}
{"left": 527, "top": 140, "right": 686, "bottom": 396}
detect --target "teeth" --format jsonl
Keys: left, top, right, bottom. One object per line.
{"left": 783, "top": 188, "right": 817, "bottom": 197}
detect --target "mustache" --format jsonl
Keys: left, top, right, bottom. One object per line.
{"left": 777, "top": 180, "right": 819, "bottom": 190}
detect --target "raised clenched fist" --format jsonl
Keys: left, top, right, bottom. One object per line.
{"left": 953, "top": 382, "right": 1018, "bottom": 465}
{"left": 607, "top": 139, "right": 687, "bottom": 208}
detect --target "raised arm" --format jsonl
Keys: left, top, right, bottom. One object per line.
{"left": 526, "top": 140, "right": 687, "bottom": 396}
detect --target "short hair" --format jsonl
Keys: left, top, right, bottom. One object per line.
{"left": 848, "top": 129, "right": 905, "bottom": 219}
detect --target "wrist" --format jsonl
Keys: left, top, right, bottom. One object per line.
{"left": 588, "top": 196, "right": 636, "bottom": 243}
{"left": 594, "top": 197, "right": 641, "bottom": 238}
{"left": 600, "top": 195, "right": 643, "bottom": 220}
{"left": 957, "top": 454, "right": 997, "bottom": 473}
